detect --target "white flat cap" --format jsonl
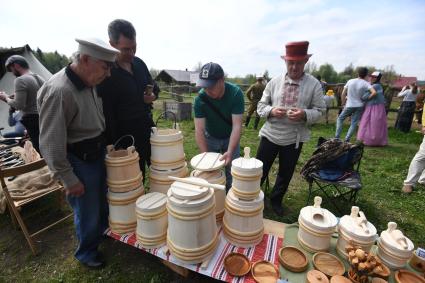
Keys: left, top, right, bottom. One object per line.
{"left": 75, "top": 38, "right": 119, "bottom": 62}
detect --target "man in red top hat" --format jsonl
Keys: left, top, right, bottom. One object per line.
{"left": 255, "top": 41, "right": 326, "bottom": 216}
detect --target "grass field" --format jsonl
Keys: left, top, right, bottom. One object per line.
{"left": 1, "top": 98, "right": 424, "bottom": 282}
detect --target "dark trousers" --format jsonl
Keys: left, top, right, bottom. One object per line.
{"left": 66, "top": 152, "right": 108, "bottom": 263}
{"left": 20, "top": 114, "right": 40, "bottom": 153}
{"left": 256, "top": 137, "right": 303, "bottom": 206}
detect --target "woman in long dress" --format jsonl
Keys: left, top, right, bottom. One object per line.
{"left": 395, "top": 83, "right": 418, "bottom": 132}
{"left": 357, "top": 71, "right": 388, "bottom": 146}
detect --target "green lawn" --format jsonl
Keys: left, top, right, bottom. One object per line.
{"left": 0, "top": 104, "right": 424, "bottom": 282}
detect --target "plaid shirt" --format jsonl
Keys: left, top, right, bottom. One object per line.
{"left": 281, "top": 75, "right": 301, "bottom": 108}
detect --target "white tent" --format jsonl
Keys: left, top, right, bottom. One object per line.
{"left": 0, "top": 45, "right": 52, "bottom": 131}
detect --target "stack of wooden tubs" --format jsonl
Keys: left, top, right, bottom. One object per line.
{"left": 166, "top": 177, "right": 220, "bottom": 264}
{"left": 105, "top": 137, "right": 144, "bottom": 234}
{"left": 149, "top": 125, "right": 188, "bottom": 194}
{"left": 223, "top": 147, "right": 265, "bottom": 247}
{"left": 190, "top": 152, "right": 226, "bottom": 222}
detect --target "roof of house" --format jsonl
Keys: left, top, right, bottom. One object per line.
{"left": 391, "top": 76, "right": 417, "bottom": 89}
{"left": 156, "top": 69, "right": 199, "bottom": 83}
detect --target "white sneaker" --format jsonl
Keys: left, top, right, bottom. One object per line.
{"left": 402, "top": 185, "right": 413, "bottom": 193}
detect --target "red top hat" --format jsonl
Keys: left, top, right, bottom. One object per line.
{"left": 281, "top": 41, "right": 312, "bottom": 61}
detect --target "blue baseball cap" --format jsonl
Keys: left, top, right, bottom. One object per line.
{"left": 196, "top": 62, "right": 224, "bottom": 88}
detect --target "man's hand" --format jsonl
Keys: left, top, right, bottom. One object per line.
{"left": 143, "top": 94, "right": 155, "bottom": 104}
{"left": 0, "top": 92, "right": 7, "bottom": 102}
{"left": 220, "top": 151, "right": 232, "bottom": 166}
{"left": 270, "top": 107, "right": 287, "bottom": 118}
{"left": 287, "top": 108, "right": 306, "bottom": 121}
{"left": 66, "top": 181, "right": 85, "bottom": 197}
{"left": 421, "top": 126, "right": 425, "bottom": 135}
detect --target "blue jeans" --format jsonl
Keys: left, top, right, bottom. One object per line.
{"left": 205, "top": 132, "right": 240, "bottom": 191}
{"left": 66, "top": 152, "right": 108, "bottom": 264}
{"left": 335, "top": 107, "right": 364, "bottom": 141}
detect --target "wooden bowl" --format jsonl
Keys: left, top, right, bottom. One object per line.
{"left": 395, "top": 269, "right": 425, "bottom": 283}
{"left": 373, "top": 262, "right": 391, "bottom": 280}
{"left": 307, "top": 270, "right": 330, "bottom": 283}
{"left": 251, "top": 260, "right": 279, "bottom": 283}
{"left": 330, "top": 275, "right": 351, "bottom": 283}
{"left": 312, "top": 252, "right": 345, "bottom": 277}
{"left": 371, "top": 278, "right": 388, "bottom": 283}
{"left": 224, "top": 252, "right": 251, "bottom": 277}
{"left": 278, "top": 246, "right": 308, "bottom": 272}
{"left": 409, "top": 250, "right": 425, "bottom": 273}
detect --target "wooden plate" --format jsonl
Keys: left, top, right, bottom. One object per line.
{"left": 373, "top": 262, "right": 391, "bottom": 279}
{"left": 312, "top": 252, "right": 345, "bottom": 277}
{"left": 395, "top": 269, "right": 425, "bottom": 283}
{"left": 251, "top": 260, "right": 279, "bottom": 283}
{"left": 307, "top": 270, "right": 329, "bottom": 283}
{"left": 278, "top": 246, "right": 308, "bottom": 272}
{"left": 330, "top": 275, "right": 351, "bottom": 283}
{"left": 371, "top": 278, "right": 388, "bottom": 283}
{"left": 190, "top": 152, "right": 225, "bottom": 171}
{"left": 224, "top": 252, "right": 251, "bottom": 277}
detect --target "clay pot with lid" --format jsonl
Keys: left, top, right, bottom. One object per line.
{"left": 377, "top": 222, "right": 414, "bottom": 269}
{"left": 336, "top": 206, "right": 377, "bottom": 258}
{"left": 135, "top": 192, "right": 168, "bottom": 249}
{"left": 231, "top": 147, "right": 263, "bottom": 200}
{"left": 166, "top": 177, "right": 218, "bottom": 264}
{"left": 298, "top": 196, "right": 338, "bottom": 252}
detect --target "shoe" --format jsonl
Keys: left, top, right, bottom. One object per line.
{"left": 81, "top": 257, "right": 105, "bottom": 269}
{"left": 402, "top": 185, "right": 413, "bottom": 194}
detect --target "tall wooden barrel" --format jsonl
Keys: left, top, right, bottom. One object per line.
{"left": 190, "top": 169, "right": 226, "bottom": 222}
{"left": 150, "top": 127, "right": 185, "bottom": 169}
{"left": 136, "top": 192, "right": 168, "bottom": 249}
{"left": 149, "top": 163, "right": 189, "bottom": 194}
{"left": 231, "top": 147, "right": 263, "bottom": 200}
{"left": 108, "top": 185, "right": 144, "bottom": 234}
{"left": 167, "top": 177, "right": 218, "bottom": 264}
{"left": 223, "top": 189, "right": 264, "bottom": 247}
{"left": 105, "top": 142, "right": 142, "bottom": 193}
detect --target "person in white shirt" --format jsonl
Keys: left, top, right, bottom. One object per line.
{"left": 335, "top": 67, "right": 376, "bottom": 141}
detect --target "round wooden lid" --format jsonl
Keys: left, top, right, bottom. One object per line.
{"left": 224, "top": 252, "right": 251, "bottom": 277}
{"left": 312, "top": 252, "right": 345, "bottom": 277}
{"left": 299, "top": 196, "right": 337, "bottom": 232}
{"left": 339, "top": 207, "right": 377, "bottom": 241}
{"left": 190, "top": 152, "right": 225, "bottom": 171}
{"left": 330, "top": 275, "right": 351, "bottom": 283}
{"left": 169, "top": 177, "right": 209, "bottom": 200}
{"left": 395, "top": 269, "right": 425, "bottom": 283}
{"left": 307, "top": 270, "right": 329, "bottom": 283}
{"left": 136, "top": 192, "right": 167, "bottom": 212}
{"left": 278, "top": 246, "right": 308, "bottom": 273}
{"left": 251, "top": 260, "right": 279, "bottom": 283}
{"left": 231, "top": 147, "right": 263, "bottom": 172}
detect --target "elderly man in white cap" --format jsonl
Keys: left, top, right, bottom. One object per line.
{"left": 37, "top": 38, "right": 119, "bottom": 268}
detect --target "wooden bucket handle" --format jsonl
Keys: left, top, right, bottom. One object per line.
{"left": 112, "top": 135, "right": 135, "bottom": 151}
{"left": 155, "top": 111, "right": 177, "bottom": 129}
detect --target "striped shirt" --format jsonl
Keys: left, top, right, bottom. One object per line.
{"left": 257, "top": 73, "right": 326, "bottom": 147}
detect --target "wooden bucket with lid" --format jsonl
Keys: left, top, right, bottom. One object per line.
{"left": 150, "top": 112, "right": 185, "bottom": 167}
{"left": 297, "top": 196, "right": 338, "bottom": 253}
{"left": 231, "top": 147, "right": 263, "bottom": 200}
{"left": 166, "top": 177, "right": 220, "bottom": 264}
{"left": 105, "top": 135, "right": 142, "bottom": 193}
{"left": 190, "top": 169, "right": 226, "bottom": 222}
{"left": 377, "top": 222, "right": 414, "bottom": 269}
{"left": 149, "top": 163, "right": 189, "bottom": 194}
{"left": 223, "top": 188, "right": 264, "bottom": 247}
{"left": 108, "top": 185, "right": 144, "bottom": 234}
{"left": 336, "top": 206, "right": 377, "bottom": 258}
{"left": 135, "top": 192, "right": 168, "bottom": 249}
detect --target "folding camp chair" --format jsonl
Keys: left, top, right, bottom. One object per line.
{"left": 303, "top": 139, "right": 364, "bottom": 214}
{"left": 0, "top": 158, "right": 73, "bottom": 255}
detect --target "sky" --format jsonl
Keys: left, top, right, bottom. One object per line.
{"left": 1, "top": 0, "right": 425, "bottom": 79}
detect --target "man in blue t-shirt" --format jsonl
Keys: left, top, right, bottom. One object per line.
{"left": 194, "top": 62, "right": 244, "bottom": 191}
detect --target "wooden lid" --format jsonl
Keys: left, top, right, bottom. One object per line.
{"left": 307, "top": 270, "right": 330, "bottom": 283}
{"left": 251, "top": 260, "right": 279, "bottom": 283}
{"left": 168, "top": 177, "right": 215, "bottom": 208}
{"left": 339, "top": 206, "right": 377, "bottom": 241}
{"left": 227, "top": 189, "right": 264, "bottom": 208}
{"left": 136, "top": 192, "right": 167, "bottom": 212}
{"left": 380, "top": 222, "right": 414, "bottom": 253}
{"left": 278, "top": 246, "right": 308, "bottom": 272}
{"left": 330, "top": 275, "right": 351, "bottom": 283}
{"left": 299, "top": 196, "right": 337, "bottom": 232}
{"left": 224, "top": 252, "right": 251, "bottom": 277}
{"left": 190, "top": 152, "right": 225, "bottom": 171}
{"left": 312, "top": 252, "right": 345, "bottom": 277}
{"left": 231, "top": 147, "right": 263, "bottom": 172}
{"left": 395, "top": 269, "right": 425, "bottom": 283}
{"left": 191, "top": 169, "right": 224, "bottom": 182}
